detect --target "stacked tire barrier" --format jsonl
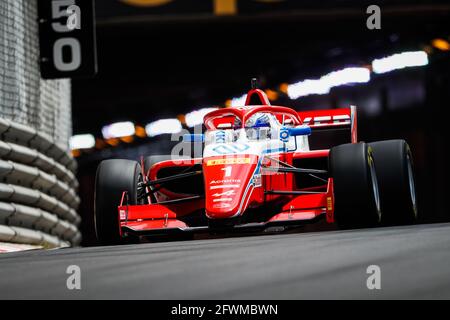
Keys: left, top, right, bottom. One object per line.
{"left": 0, "top": 119, "right": 81, "bottom": 247}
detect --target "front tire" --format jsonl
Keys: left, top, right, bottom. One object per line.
{"left": 94, "top": 159, "right": 142, "bottom": 245}
{"left": 329, "top": 143, "right": 381, "bottom": 229}
{"left": 369, "top": 140, "right": 418, "bottom": 225}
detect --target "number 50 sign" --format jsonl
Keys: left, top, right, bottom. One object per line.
{"left": 38, "top": 0, "right": 97, "bottom": 79}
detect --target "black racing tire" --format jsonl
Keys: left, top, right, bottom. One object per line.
{"left": 143, "top": 155, "right": 174, "bottom": 176}
{"left": 329, "top": 142, "right": 381, "bottom": 229}
{"left": 369, "top": 140, "right": 418, "bottom": 225}
{"left": 144, "top": 155, "right": 197, "bottom": 199}
{"left": 143, "top": 155, "right": 173, "bottom": 203}
{"left": 94, "top": 159, "right": 142, "bottom": 245}
{"left": 143, "top": 155, "right": 192, "bottom": 175}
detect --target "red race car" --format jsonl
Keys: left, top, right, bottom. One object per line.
{"left": 94, "top": 84, "right": 418, "bottom": 245}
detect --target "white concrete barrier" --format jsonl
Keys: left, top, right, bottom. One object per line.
{"left": 0, "top": 225, "right": 15, "bottom": 242}
{"left": 1, "top": 140, "right": 78, "bottom": 188}
{"left": 0, "top": 201, "right": 78, "bottom": 242}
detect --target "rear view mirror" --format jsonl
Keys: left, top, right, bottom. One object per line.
{"left": 280, "top": 125, "right": 311, "bottom": 142}
{"left": 289, "top": 126, "right": 311, "bottom": 136}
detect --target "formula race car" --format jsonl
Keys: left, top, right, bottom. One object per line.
{"left": 94, "top": 83, "right": 418, "bottom": 245}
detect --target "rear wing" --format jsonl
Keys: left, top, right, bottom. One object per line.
{"left": 297, "top": 106, "right": 357, "bottom": 150}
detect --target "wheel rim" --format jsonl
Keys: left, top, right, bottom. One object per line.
{"left": 369, "top": 152, "right": 381, "bottom": 221}
{"left": 136, "top": 173, "right": 146, "bottom": 204}
{"left": 406, "top": 153, "right": 418, "bottom": 218}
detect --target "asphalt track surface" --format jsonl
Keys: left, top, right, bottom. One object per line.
{"left": 1, "top": 222, "right": 450, "bottom": 299}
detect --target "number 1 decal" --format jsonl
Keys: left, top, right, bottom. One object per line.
{"left": 222, "top": 166, "right": 232, "bottom": 177}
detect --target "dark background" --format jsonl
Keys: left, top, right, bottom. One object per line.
{"left": 71, "top": 0, "right": 450, "bottom": 245}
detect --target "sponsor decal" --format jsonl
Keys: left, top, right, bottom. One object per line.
{"left": 210, "top": 179, "right": 241, "bottom": 184}
{"left": 212, "top": 143, "right": 250, "bottom": 154}
{"left": 213, "top": 203, "right": 231, "bottom": 209}
{"left": 327, "top": 197, "right": 333, "bottom": 211}
{"left": 213, "top": 198, "right": 233, "bottom": 202}
{"left": 215, "top": 130, "right": 226, "bottom": 143}
{"left": 119, "top": 209, "right": 127, "bottom": 220}
{"left": 303, "top": 115, "right": 350, "bottom": 125}
{"left": 212, "top": 190, "right": 236, "bottom": 197}
{"left": 210, "top": 179, "right": 242, "bottom": 190}
{"left": 211, "top": 190, "right": 234, "bottom": 203}
{"left": 279, "top": 127, "right": 289, "bottom": 142}
{"left": 253, "top": 174, "right": 262, "bottom": 187}
{"left": 210, "top": 184, "right": 240, "bottom": 190}
{"left": 207, "top": 157, "right": 250, "bottom": 166}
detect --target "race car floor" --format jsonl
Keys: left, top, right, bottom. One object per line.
{"left": 1, "top": 222, "right": 450, "bottom": 299}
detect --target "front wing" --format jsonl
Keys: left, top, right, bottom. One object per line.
{"left": 118, "top": 178, "right": 334, "bottom": 238}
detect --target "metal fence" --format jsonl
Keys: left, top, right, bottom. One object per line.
{"left": 0, "top": 0, "right": 72, "bottom": 146}
{"left": 0, "top": 0, "right": 81, "bottom": 247}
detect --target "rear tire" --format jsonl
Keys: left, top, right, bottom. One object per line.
{"left": 143, "top": 155, "right": 174, "bottom": 203}
{"left": 369, "top": 140, "right": 418, "bottom": 225}
{"left": 143, "top": 155, "right": 198, "bottom": 200}
{"left": 94, "top": 159, "right": 142, "bottom": 245}
{"left": 329, "top": 143, "right": 381, "bottom": 229}
{"left": 143, "top": 155, "right": 174, "bottom": 176}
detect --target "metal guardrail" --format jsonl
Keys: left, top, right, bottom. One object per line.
{"left": 0, "top": 118, "right": 81, "bottom": 248}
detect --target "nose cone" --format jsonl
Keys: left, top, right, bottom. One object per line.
{"left": 203, "top": 155, "right": 258, "bottom": 219}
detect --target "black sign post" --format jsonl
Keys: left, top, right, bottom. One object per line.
{"left": 38, "top": 0, "right": 97, "bottom": 79}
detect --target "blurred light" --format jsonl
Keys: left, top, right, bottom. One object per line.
{"left": 120, "top": 136, "right": 134, "bottom": 143}
{"left": 102, "top": 121, "right": 135, "bottom": 139}
{"left": 431, "top": 38, "right": 450, "bottom": 51}
{"left": 71, "top": 149, "right": 81, "bottom": 157}
{"left": 423, "top": 45, "right": 433, "bottom": 55}
{"left": 287, "top": 67, "right": 370, "bottom": 99}
{"left": 95, "top": 138, "right": 107, "bottom": 149}
{"left": 265, "top": 89, "right": 278, "bottom": 101}
{"left": 287, "top": 79, "right": 330, "bottom": 99}
{"left": 279, "top": 83, "right": 289, "bottom": 94}
{"left": 105, "top": 138, "right": 120, "bottom": 146}
{"left": 231, "top": 94, "right": 246, "bottom": 106}
{"left": 145, "top": 118, "right": 182, "bottom": 137}
{"left": 322, "top": 67, "right": 371, "bottom": 87}
{"left": 69, "top": 134, "right": 95, "bottom": 150}
{"left": 372, "top": 51, "right": 428, "bottom": 74}
{"left": 135, "top": 125, "right": 147, "bottom": 138}
{"left": 185, "top": 108, "right": 218, "bottom": 127}
{"left": 214, "top": 0, "right": 237, "bottom": 15}
{"left": 177, "top": 114, "right": 186, "bottom": 125}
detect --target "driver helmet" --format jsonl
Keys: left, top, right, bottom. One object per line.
{"left": 247, "top": 113, "right": 270, "bottom": 128}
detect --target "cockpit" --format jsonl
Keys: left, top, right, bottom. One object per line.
{"left": 203, "top": 106, "right": 301, "bottom": 144}
{"left": 244, "top": 112, "right": 275, "bottom": 141}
